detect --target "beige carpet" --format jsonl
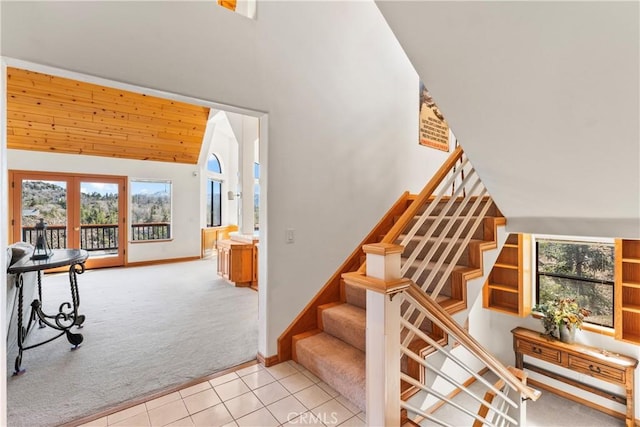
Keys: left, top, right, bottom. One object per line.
{"left": 6, "top": 258, "right": 258, "bottom": 427}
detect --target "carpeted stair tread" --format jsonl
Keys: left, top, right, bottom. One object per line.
{"left": 344, "top": 282, "right": 366, "bottom": 309}
{"left": 322, "top": 303, "right": 365, "bottom": 351}
{"left": 295, "top": 332, "right": 366, "bottom": 412}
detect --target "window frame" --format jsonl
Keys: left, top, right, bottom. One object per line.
{"left": 205, "top": 153, "right": 224, "bottom": 228}
{"left": 534, "top": 236, "right": 615, "bottom": 330}
{"left": 206, "top": 178, "right": 223, "bottom": 227}
{"left": 129, "top": 179, "right": 173, "bottom": 242}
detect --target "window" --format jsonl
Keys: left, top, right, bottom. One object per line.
{"left": 536, "top": 239, "right": 615, "bottom": 328}
{"left": 206, "top": 179, "right": 222, "bottom": 227}
{"left": 130, "top": 180, "right": 172, "bottom": 241}
{"left": 206, "top": 154, "right": 223, "bottom": 227}
{"left": 207, "top": 154, "right": 222, "bottom": 174}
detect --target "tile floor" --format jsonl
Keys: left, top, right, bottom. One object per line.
{"left": 78, "top": 361, "right": 365, "bottom": 427}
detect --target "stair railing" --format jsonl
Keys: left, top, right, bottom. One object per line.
{"left": 343, "top": 243, "right": 539, "bottom": 426}
{"left": 394, "top": 149, "right": 492, "bottom": 301}
{"left": 401, "top": 282, "right": 540, "bottom": 426}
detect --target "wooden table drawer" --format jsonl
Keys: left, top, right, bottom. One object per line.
{"left": 517, "top": 339, "right": 561, "bottom": 365}
{"left": 568, "top": 355, "right": 625, "bottom": 384}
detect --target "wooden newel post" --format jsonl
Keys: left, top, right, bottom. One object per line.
{"left": 362, "top": 243, "right": 410, "bottom": 426}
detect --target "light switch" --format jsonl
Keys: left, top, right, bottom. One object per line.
{"left": 286, "top": 228, "right": 295, "bottom": 244}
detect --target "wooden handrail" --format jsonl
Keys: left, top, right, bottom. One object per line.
{"left": 380, "top": 145, "right": 463, "bottom": 245}
{"left": 357, "top": 146, "right": 463, "bottom": 276}
{"left": 405, "top": 282, "right": 541, "bottom": 402}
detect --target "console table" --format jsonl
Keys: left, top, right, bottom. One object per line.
{"left": 512, "top": 327, "right": 638, "bottom": 426}
{"left": 8, "top": 249, "right": 89, "bottom": 375}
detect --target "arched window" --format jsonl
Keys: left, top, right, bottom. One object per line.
{"left": 207, "top": 153, "right": 222, "bottom": 174}
{"left": 206, "top": 153, "right": 223, "bottom": 227}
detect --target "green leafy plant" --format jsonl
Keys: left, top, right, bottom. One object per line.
{"left": 532, "top": 298, "right": 592, "bottom": 338}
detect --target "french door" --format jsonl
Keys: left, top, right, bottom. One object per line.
{"left": 9, "top": 171, "right": 126, "bottom": 269}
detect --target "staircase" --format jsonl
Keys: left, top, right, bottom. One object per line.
{"left": 291, "top": 198, "right": 502, "bottom": 412}
{"left": 278, "top": 147, "right": 536, "bottom": 424}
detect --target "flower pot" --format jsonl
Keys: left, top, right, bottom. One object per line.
{"left": 559, "top": 324, "right": 576, "bottom": 344}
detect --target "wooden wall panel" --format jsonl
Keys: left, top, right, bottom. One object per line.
{"left": 7, "top": 67, "right": 210, "bottom": 164}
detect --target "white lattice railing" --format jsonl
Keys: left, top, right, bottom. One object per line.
{"left": 342, "top": 154, "right": 540, "bottom": 424}
{"left": 399, "top": 282, "right": 539, "bottom": 426}
{"left": 342, "top": 244, "right": 539, "bottom": 426}
{"left": 397, "top": 151, "right": 493, "bottom": 301}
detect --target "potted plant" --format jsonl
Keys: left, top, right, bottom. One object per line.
{"left": 532, "top": 298, "right": 591, "bottom": 344}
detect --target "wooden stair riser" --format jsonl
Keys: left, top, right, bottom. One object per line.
{"left": 405, "top": 216, "right": 487, "bottom": 240}
{"left": 403, "top": 262, "right": 459, "bottom": 299}
{"left": 400, "top": 237, "right": 475, "bottom": 267}
{"left": 418, "top": 198, "right": 497, "bottom": 217}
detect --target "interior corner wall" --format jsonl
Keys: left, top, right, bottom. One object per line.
{"left": 255, "top": 1, "right": 451, "bottom": 355}
{"left": 7, "top": 150, "right": 201, "bottom": 263}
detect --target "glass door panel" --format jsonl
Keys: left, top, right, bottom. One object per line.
{"left": 79, "top": 181, "right": 120, "bottom": 258}
{"left": 11, "top": 171, "right": 126, "bottom": 270}
{"left": 20, "top": 179, "right": 68, "bottom": 249}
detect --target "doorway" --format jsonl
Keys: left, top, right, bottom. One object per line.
{"left": 9, "top": 170, "right": 126, "bottom": 269}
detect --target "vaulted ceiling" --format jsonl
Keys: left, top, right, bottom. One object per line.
{"left": 7, "top": 67, "right": 210, "bottom": 164}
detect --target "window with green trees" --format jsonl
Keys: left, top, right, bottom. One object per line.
{"left": 130, "top": 180, "right": 172, "bottom": 241}
{"left": 536, "top": 239, "right": 615, "bottom": 328}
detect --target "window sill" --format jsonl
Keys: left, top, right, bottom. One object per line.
{"left": 129, "top": 239, "right": 174, "bottom": 244}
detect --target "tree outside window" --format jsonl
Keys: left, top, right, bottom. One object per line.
{"left": 536, "top": 239, "right": 615, "bottom": 328}
{"left": 130, "top": 180, "right": 172, "bottom": 241}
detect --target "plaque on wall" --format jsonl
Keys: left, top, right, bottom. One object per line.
{"left": 419, "top": 81, "right": 450, "bottom": 152}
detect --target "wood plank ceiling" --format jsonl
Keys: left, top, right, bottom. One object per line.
{"left": 7, "top": 67, "right": 210, "bottom": 164}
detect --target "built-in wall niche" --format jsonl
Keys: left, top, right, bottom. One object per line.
{"left": 483, "top": 234, "right": 532, "bottom": 316}
{"left": 615, "top": 239, "right": 640, "bottom": 343}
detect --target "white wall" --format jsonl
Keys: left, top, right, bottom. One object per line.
{"left": 1, "top": 1, "right": 451, "bottom": 359}
{"left": 8, "top": 150, "right": 201, "bottom": 263}
{"left": 377, "top": 1, "right": 640, "bottom": 238}
{"left": 255, "top": 1, "right": 448, "bottom": 355}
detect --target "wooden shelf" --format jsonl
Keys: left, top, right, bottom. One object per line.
{"left": 483, "top": 234, "right": 531, "bottom": 317}
{"left": 487, "top": 283, "right": 518, "bottom": 293}
{"left": 622, "top": 304, "right": 640, "bottom": 314}
{"left": 616, "top": 239, "right": 640, "bottom": 344}
{"left": 493, "top": 263, "right": 518, "bottom": 270}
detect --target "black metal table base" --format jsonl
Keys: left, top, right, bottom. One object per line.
{"left": 12, "top": 259, "right": 87, "bottom": 376}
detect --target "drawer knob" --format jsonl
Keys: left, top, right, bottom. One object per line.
{"left": 589, "top": 365, "right": 601, "bottom": 374}
{"left": 532, "top": 346, "right": 543, "bottom": 354}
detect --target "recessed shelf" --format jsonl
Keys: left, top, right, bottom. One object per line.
{"left": 488, "top": 283, "right": 518, "bottom": 293}
{"left": 493, "top": 263, "right": 518, "bottom": 270}
{"left": 484, "top": 234, "right": 531, "bottom": 317}
{"left": 622, "top": 304, "right": 640, "bottom": 314}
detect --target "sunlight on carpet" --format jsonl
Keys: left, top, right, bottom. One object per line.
{"left": 7, "top": 259, "right": 258, "bottom": 426}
